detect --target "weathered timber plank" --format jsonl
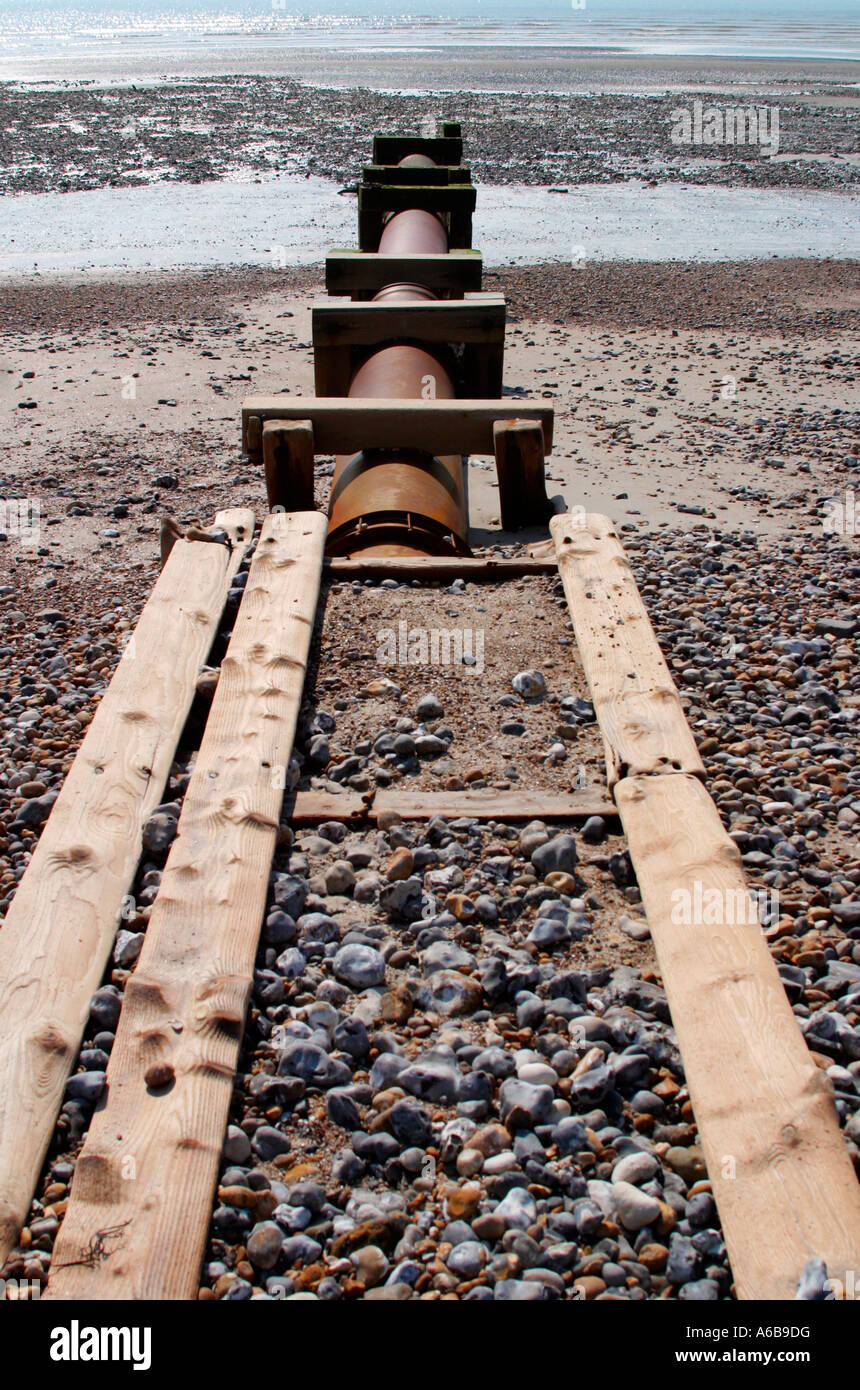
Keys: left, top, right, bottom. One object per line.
{"left": 362, "top": 164, "right": 471, "bottom": 185}
{"left": 243, "top": 397, "right": 554, "bottom": 458}
{"left": 284, "top": 788, "right": 616, "bottom": 825}
{"left": 551, "top": 512, "right": 704, "bottom": 786}
{"left": 325, "top": 556, "right": 556, "bottom": 580}
{"left": 312, "top": 296, "right": 505, "bottom": 347}
{"left": 0, "top": 509, "right": 255, "bottom": 1266}
{"left": 325, "top": 250, "right": 482, "bottom": 299}
{"left": 372, "top": 134, "right": 463, "bottom": 165}
{"left": 46, "top": 512, "right": 327, "bottom": 1301}
{"left": 615, "top": 772, "right": 860, "bottom": 1301}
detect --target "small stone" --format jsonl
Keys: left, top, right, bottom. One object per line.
{"left": 333, "top": 943, "right": 386, "bottom": 989}
{"left": 499, "top": 1078, "right": 554, "bottom": 1129}
{"left": 581, "top": 816, "right": 607, "bottom": 844}
{"left": 512, "top": 670, "right": 546, "bottom": 699}
{"left": 612, "top": 1151, "right": 661, "bottom": 1186}
{"left": 612, "top": 1180, "right": 661, "bottom": 1232}
{"left": 385, "top": 847, "right": 414, "bottom": 881}
{"left": 445, "top": 1182, "right": 482, "bottom": 1220}
{"left": 531, "top": 833, "right": 578, "bottom": 877}
{"left": 664, "top": 1145, "right": 707, "bottom": 1185}
{"left": 252, "top": 1126, "right": 291, "bottom": 1161}
{"left": 494, "top": 1187, "right": 537, "bottom": 1231}
{"left": 351, "top": 1245, "right": 389, "bottom": 1288}
{"left": 324, "top": 861, "right": 356, "bottom": 896}
{"left": 416, "top": 694, "right": 443, "bottom": 720}
{"left": 416, "top": 970, "right": 482, "bottom": 1017}
{"left": 223, "top": 1126, "right": 252, "bottom": 1164}
{"left": 247, "top": 1222, "right": 284, "bottom": 1270}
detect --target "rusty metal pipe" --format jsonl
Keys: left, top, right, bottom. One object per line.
{"left": 326, "top": 156, "right": 471, "bottom": 558}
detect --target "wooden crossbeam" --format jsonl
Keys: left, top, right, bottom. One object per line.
{"left": 243, "top": 397, "right": 553, "bottom": 459}
{"left": 0, "top": 508, "right": 255, "bottom": 1267}
{"left": 325, "top": 250, "right": 482, "bottom": 300}
{"left": 372, "top": 134, "right": 463, "bottom": 165}
{"left": 551, "top": 512, "right": 860, "bottom": 1301}
{"left": 312, "top": 295, "right": 505, "bottom": 397}
{"left": 551, "top": 512, "right": 704, "bottom": 787}
{"left": 285, "top": 788, "right": 616, "bottom": 825}
{"left": 46, "top": 512, "right": 328, "bottom": 1302}
{"left": 362, "top": 164, "right": 472, "bottom": 186}
{"left": 358, "top": 183, "right": 477, "bottom": 251}
{"left": 325, "top": 555, "right": 556, "bottom": 580}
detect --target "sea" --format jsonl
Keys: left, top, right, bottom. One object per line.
{"left": 0, "top": 0, "right": 858, "bottom": 80}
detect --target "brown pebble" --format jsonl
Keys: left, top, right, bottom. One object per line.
{"left": 385, "top": 847, "right": 414, "bottom": 881}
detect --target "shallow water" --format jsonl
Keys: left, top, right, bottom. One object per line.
{"left": 0, "top": 172, "right": 855, "bottom": 277}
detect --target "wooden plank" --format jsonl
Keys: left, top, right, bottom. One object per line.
{"left": 325, "top": 250, "right": 482, "bottom": 299}
{"left": 0, "top": 508, "right": 255, "bottom": 1267}
{"left": 312, "top": 296, "right": 505, "bottom": 348}
{"left": 362, "top": 165, "right": 471, "bottom": 186}
{"left": 46, "top": 512, "right": 328, "bottom": 1302}
{"left": 262, "top": 419, "right": 316, "bottom": 512}
{"left": 615, "top": 772, "right": 860, "bottom": 1301}
{"left": 285, "top": 788, "right": 616, "bottom": 825}
{"left": 551, "top": 512, "right": 704, "bottom": 787}
{"left": 243, "top": 397, "right": 554, "bottom": 459}
{"left": 325, "top": 555, "right": 557, "bottom": 580}
{"left": 494, "top": 419, "right": 555, "bottom": 531}
{"left": 312, "top": 296, "right": 506, "bottom": 398}
{"left": 372, "top": 134, "right": 463, "bottom": 165}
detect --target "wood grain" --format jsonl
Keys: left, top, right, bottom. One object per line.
{"left": 324, "top": 555, "right": 556, "bottom": 580}
{"left": 325, "top": 250, "right": 483, "bottom": 299}
{"left": 616, "top": 773, "right": 860, "bottom": 1301}
{"left": 46, "top": 512, "right": 327, "bottom": 1301}
{"left": 0, "top": 509, "right": 254, "bottom": 1266}
{"left": 243, "top": 396, "right": 554, "bottom": 459}
{"left": 283, "top": 787, "right": 616, "bottom": 825}
{"left": 551, "top": 512, "right": 704, "bottom": 786}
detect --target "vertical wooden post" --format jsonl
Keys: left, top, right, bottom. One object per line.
{"left": 493, "top": 417, "right": 554, "bottom": 529}
{"left": 262, "top": 419, "right": 316, "bottom": 512}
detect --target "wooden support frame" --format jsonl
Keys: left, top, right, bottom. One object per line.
{"left": 325, "top": 250, "right": 483, "bottom": 300}
{"left": 358, "top": 183, "right": 477, "bottom": 251}
{"left": 551, "top": 511, "right": 860, "bottom": 1301}
{"left": 243, "top": 396, "right": 553, "bottom": 461}
{"left": 312, "top": 294, "right": 506, "bottom": 397}
{"left": 493, "top": 418, "right": 555, "bottom": 531}
{"left": 372, "top": 133, "right": 463, "bottom": 165}
{"left": 262, "top": 419, "right": 316, "bottom": 512}
{"left": 0, "top": 508, "right": 255, "bottom": 1268}
{"left": 47, "top": 513, "right": 329, "bottom": 1302}
{"left": 362, "top": 164, "right": 471, "bottom": 186}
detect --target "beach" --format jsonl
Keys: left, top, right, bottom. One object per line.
{"left": 1, "top": 25, "right": 860, "bottom": 1309}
